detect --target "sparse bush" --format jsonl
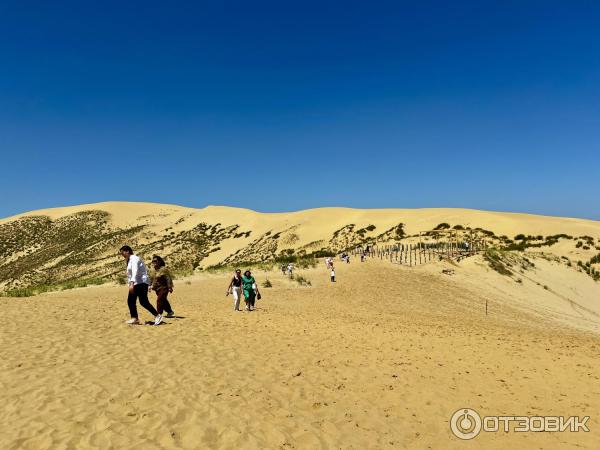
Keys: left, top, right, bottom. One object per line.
{"left": 1, "top": 277, "right": 106, "bottom": 297}
{"left": 310, "top": 249, "right": 336, "bottom": 258}
{"left": 483, "top": 249, "right": 513, "bottom": 276}
{"left": 263, "top": 279, "right": 273, "bottom": 288}
{"left": 295, "top": 275, "right": 312, "bottom": 286}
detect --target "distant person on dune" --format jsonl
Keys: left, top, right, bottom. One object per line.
{"left": 281, "top": 264, "right": 287, "bottom": 276}
{"left": 287, "top": 263, "right": 294, "bottom": 278}
{"left": 226, "top": 269, "right": 243, "bottom": 311}
{"left": 242, "top": 270, "right": 260, "bottom": 311}
{"left": 330, "top": 266, "right": 336, "bottom": 282}
{"left": 120, "top": 246, "right": 162, "bottom": 326}
{"left": 150, "top": 255, "right": 175, "bottom": 319}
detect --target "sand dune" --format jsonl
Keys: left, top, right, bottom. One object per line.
{"left": 1, "top": 201, "right": 599, "bottom": 292}
{"left": 1, "top": 202, "right": 600, "bottom": 448}
{"left": 1, "top": 255, "right": 600, "bottom": 449}
{"left": 4, "top": 201, "right": 600, "bottom": 238}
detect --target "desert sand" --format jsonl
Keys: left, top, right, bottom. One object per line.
{"left": 1, "top": 253, "right": 599, "bottom": 449}
{"left": 2, "top": 201, "right": 600, "bottom": 293}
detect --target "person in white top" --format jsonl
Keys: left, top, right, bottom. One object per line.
{"left": 330, "top": 267, "right": 336, "bottom": 282}
{"left": 120, "top": 245, "right": 162, "bottom": 325}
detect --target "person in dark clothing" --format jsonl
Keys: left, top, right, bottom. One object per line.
{"left": 226, "top": 269, "right": 243, "bottom": 311}
{"left": 150, "top": 255, "right": 175, "bottom": 319}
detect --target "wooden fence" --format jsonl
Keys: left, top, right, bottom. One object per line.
{"left": 349, "top": 239, "right": 485, "bottom": 267}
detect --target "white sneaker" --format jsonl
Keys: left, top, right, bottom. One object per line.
{"left": 126, "top": 318, "right": 139, "bottom": 325}
{"left": 154, "top": 314, "right": 163, "bottom": 326}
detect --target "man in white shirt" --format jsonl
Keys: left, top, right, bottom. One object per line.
{"left": 120, "top": 245, "right": 162, "bottom": 325}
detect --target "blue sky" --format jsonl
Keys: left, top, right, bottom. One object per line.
{"left": 1, "top": 1, "right": 599, "bottom": 219}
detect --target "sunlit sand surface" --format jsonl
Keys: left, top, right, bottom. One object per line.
{"left": 2, "top": 258, "right": 599, "bottom": 449}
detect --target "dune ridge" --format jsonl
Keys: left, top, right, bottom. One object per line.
{"left": 1, "top": 202, "right": 599, "bottom": 293}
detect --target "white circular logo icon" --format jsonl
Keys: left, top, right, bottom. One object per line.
{"left": 450, "top": 408, "right": 482, "bottom": 440}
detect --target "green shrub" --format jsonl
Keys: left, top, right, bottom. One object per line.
{"left": 295, "top": 275, "right": 312, "bottom": 286}
{"left": 483, "top": 250, "right": 513, "bottom": 276}
{"left": 1, "top": 277, "right": 106, "bottom": 297}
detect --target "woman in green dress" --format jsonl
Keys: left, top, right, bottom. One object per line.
{"left": 242, "top": 270, "right": 260, "bottom": 311}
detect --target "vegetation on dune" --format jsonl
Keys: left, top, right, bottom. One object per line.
{"left": 205, "top": 254, "right": 318, "bottom": 273}
{"left": 2, "top": 206, "right": 598, "bottom": 297}
{"left": 294, "top": 275, "right": 312, "bottom": 287}
{"left": 375, "top": 223, "right": 406, "bottom": 241}
{"left": 483, "top": 249, "right": 536, "bottom": 278}
{"left": 502, "top": 233, "right": 577, "bottom": 252}
{"left": 0, "top": 210, "right": 246, "bottom": 293}
{"left": 483, "top": 249, "right": 514, "bottom": 276}
{"left": 0, "top": 211, "right": 143, "bottom": 290}
{"left": 1, "top": 277, "right": 107, "bottom": 298}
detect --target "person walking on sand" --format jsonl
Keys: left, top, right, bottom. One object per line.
{"left": 330, "top": 266, "right": 336, "bottom": 282}
{"left": 287, "top": 262, "right": 294, "bottom": 278}
{"left": 120, "top": 246, "right": 162, "bottom": 326}
{"left": 150, "top": 255, "right": 175, "bottom": 319}
{"left": 242, "top": 270, "right": 260, "bottom": 311}
{"left": 226, "top": 269, "right": 243, "bottom": 311}
{"left": 281, "top": 264, "right": 287, "bottom": 276}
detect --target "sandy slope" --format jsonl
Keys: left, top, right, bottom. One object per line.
{"left": 1, "top": 258, "right": 599, "bottom": 449}
{"left": 3, "top": 201, "right": 600, "bottom": 243}
{"left": 2, "top": 202, "right": 599, "bottom": 277}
